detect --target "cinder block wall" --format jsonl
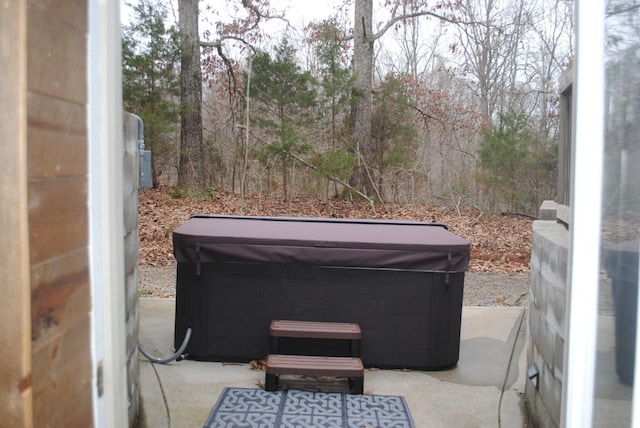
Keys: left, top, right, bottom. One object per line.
{"left": 123, "top": 113, "right": 140, "bottom": 426}
{"left": 526, "top": 201, "right": 569, "bottom": 427}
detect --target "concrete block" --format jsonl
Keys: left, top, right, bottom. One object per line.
{"left": 541, "top": 243, "right": 568, "bottom": 286}
{"left": 534, "top": 317, "right": 555, "bottom": 367}
{"left": 525, "top": 358, "right": 560, "bottom": 428}
{"left": 127, "top": 345, "right": 140, "bottom": 426}
{"left": 533, "top": 271, "right": 548, "bottom": 314}
{"left": 529, "top": 305, "right": 541, "bottom": 344}
{"left": 126, "top": 303, "right": 140, "bottom": 352}
{"left": 123, "top": 112, "right": 140, "bottom": 428}
{"left": 530, "top": 241, "right": 541, "bottom": 270}
{"left": 533, "top": 220, "right": 569, "bottom": 250}
{"left": 548, "top": 285, "right": 567, "bottom": 335}
{"left": 126, "top": 272, "right": 139, "bottom": 318}
{"left": 526, "top": 396, "right": 559, "bottom": 428}
{"left": 539, "top": 200, "right": 558, "bottom": 220}
{"left": 123, "top": 162, "right": 139, "bottom": 195}
{"left": 124, "top": 230, "right": 138, "bottom": 275}
{"left": 123, "top": 192, "right": 139, "bottom": 234}
{"left": 553, "top": 334, "right": 565, "bottom": 379}
{"left": 540, "top": 362, "right": 562, "bottom": 426}
{"left": 527, "top": 218, "right": 569, "bottom": 428}
{"left": 530, "top": 264, "right": 540, "bottom": 288}
{"left": 557, "top": 204, "right": 571, "bottom": 225}
{"left": 538, "top": 275, "right": 552, "bottom": 318}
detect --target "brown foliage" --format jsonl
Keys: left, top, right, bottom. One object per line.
{"left": 138, "top": 187, "right": 532, "bottom": 273}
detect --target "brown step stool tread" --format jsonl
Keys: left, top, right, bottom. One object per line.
{"left": 266, "top": 354, "right": 364, "bottom": 376}
{"left": 265, "top": 354, "right": 364, "bottom": 394}
{"left": 269, "top": 320, "right": 361, "bottom": 339}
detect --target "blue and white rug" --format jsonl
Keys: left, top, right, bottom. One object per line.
{"left": 203, "top": 387, "right": 415, "bottom": 428}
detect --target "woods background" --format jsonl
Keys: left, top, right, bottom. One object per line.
{"left": 122, "top": 0, "right": 573, "bottom": 217}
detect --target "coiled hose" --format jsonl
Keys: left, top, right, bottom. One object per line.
{"left": 139, "top": 328, "right": 192, "bottom": 364}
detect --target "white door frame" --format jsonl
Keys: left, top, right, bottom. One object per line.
{"left": 88, "top": 0, "right": 128, "bottom": 426}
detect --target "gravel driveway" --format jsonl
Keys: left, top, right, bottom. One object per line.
{"left": 138, "top": 263, "right": 529, "bottom": 307}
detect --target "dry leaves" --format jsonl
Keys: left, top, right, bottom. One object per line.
{"left": 495, "top": 294, "right": 507, "bottom": 304}
{"left": 138, "top": 187, "right": 532, "bottom": 273}
{"left": 250, "top": 359, "right": 267, "bottom": 371}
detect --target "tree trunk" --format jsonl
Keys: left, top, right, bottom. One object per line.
{"left": 178, "top": 0, "right": 205, "bottom": 191}
{"left": 351, "top": 0, "right": 374, "bottom": 195}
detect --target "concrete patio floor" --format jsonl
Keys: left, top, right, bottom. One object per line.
{"left": 137, "top": 298, "right": 529, "bottom": 427}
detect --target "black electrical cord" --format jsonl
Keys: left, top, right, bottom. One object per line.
{"left": 498, "top": 309, "right": 527, "bottom": 428}
{"left": 148, "top": 360, "right": 171, "bottom": 428}
{"left": 138, "top": 328, "right": 192, "bottom": 428}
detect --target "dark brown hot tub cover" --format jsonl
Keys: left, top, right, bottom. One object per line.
{"left": 173, "top": 215, "right": 470, "bottom": 272}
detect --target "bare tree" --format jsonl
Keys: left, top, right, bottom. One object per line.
{"left": 454, "top": 0, "right": 529, "bottom": 126}
{"left": 350, "top": 0, "right": 375, "bottom": 194}
{"left": 178, "top": 0, "right": 206, "bottom": 191}
{"left": 177, "top": 0, "right": 274, "bottom": 193}
{"left": 525, "top": 0, "right": 574, "bottom": 144}
{"left": 349, "top": 0, "right": 461, "bottom": 197}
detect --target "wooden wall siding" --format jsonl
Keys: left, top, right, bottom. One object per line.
{"left": 27, "top": 92, "right": 87, "bottom": 178}
{"left": 27, "top": 179, "right": 88, "bottom": 265}
{"left": 27, "top": 1, "right": 87, "bottom": 104}
{"left": 27, "top": 0, "right": 92, "bottom": 426}
{"left": 0, "top": 0, "right": 33, "bottom": 426}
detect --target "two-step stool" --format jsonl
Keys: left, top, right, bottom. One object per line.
{"left": 265, "top": 320, "right": 364, "bottom": 394}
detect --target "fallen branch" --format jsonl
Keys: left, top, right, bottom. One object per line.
{"left": 501, "top": 212, "right": 537, "bottom": 220}
{"left": 289, "top": 152, "right": 378, "bottom": 215}
{"left": 239, "top": 127, "right": 378, "bottom": 214}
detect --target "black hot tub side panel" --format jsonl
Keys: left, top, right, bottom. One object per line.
{"left": 174, "top": 261, "right": 464, "bottom": 369}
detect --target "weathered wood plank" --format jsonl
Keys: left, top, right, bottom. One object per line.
{"left": 28, "top": 178, "right": 88, "bottom": 265}
{"left": 28, "top": 128, "right": 87, "bottom": 179}
{"left": 32, "top": 319, "right": 92, "bottom": 427}
{"left": 31, "top": 249, "right": 91, "bottom": 350}
{"left": 27, "top": 2, "right": 87, "bottom": 104}
{"left": 0, "top": 0, "right": 33, "bottom": 425}
{"left": 26, "top": 0, "right": 94, "bottom": 420}
{"left": 27, "top": 91, "right": 86, "bottom": 179}
{"left": 27, "top": 91, "right": 87, "bottom": 136}
{"left": 29, "top": 0, "right": 87, "bottom": 33}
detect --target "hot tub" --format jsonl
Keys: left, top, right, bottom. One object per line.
{"left": 173, "top": 215, "right": 470, "bottom": 369}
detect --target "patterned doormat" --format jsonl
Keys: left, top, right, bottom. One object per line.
{"left": 203, "top": 387, "right": 415, "bottom": 428}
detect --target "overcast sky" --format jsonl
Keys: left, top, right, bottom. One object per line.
{"left": 120, "top": 0, "right": 415, "bottom": 62}
{"left": 252, "top": 0, "right": 348, "bottom": 48}
{"left": 122, "top": 1, "right": 351, "bottom": 38}
{"left": 269, "top": 0, "right": 349, "bottom": 25}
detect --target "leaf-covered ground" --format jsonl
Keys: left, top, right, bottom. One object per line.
{"left": 138, "top": 187, "right": 532, "bottom": 273}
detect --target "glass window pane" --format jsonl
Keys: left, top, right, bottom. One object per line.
{"left": 595, "top": 1, "right": 640, "bottom": 425}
